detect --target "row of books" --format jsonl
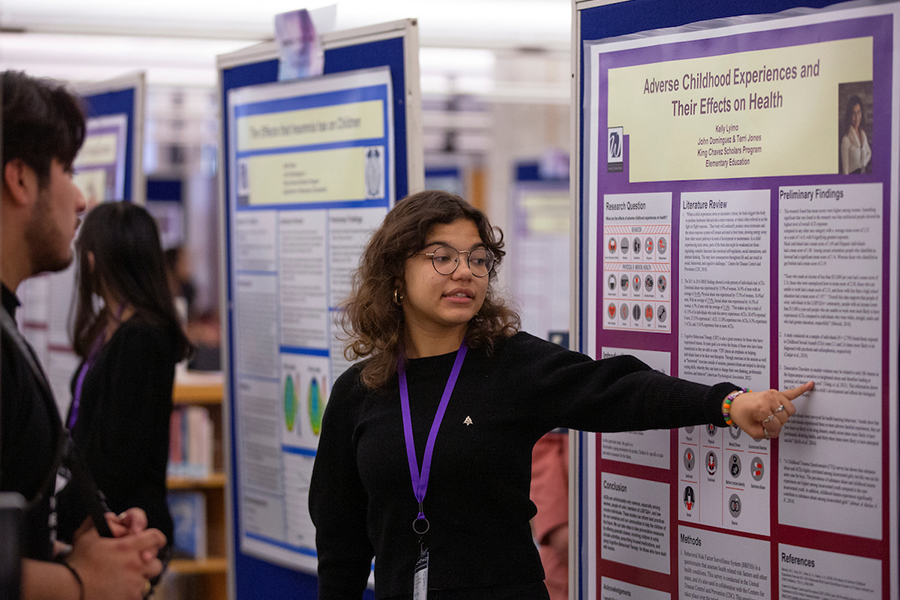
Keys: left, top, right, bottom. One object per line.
{"left": 168, "top": 405, "right": 214, "bottom": 478}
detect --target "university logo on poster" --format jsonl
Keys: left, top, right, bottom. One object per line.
{"left": 607, "top": 126, "right": 623, "bottom": 172}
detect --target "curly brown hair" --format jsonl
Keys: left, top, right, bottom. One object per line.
{"left": 340, "top": 190, "right": 520, "bottom": 390}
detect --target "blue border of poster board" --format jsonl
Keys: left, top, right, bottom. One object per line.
{"left": 80, "top": 88, "right": 137, "bottom": 202}
{"left": 574, "top": 1, "right": 851, "bottom": 599}
{"left": 220, "top": 32, "right": 413, "bottom": 600}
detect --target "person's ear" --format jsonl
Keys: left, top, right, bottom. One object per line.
{"left": 87, "top": 251, "right": 96, "bottom": 274}
{"left": 3, "top": 159, "right": 36, "bottom": 207}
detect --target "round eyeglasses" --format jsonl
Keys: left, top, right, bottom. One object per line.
{"left": 421, "top": 245, "right": 494, "bottom": 277}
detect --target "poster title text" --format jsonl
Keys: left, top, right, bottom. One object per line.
{"left": 643, "top": 59, "right": 821, "bottom": 117}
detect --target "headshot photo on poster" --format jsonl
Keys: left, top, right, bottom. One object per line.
{"left": 838, "top": 81, "right": 873, "bottom": 175}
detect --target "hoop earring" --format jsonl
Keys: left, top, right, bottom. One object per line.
{"left": 393, "top": 289, "right": 404, "bottom": 305}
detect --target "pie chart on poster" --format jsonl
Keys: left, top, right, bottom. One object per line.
{"left": 284, "top": 374, "right": 297, "bottom": 432}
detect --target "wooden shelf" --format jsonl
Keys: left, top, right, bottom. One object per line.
{"left": 165, "top": 372, "right": 227, "bottom": 600}
{"left": 173, "top": 371, "right": 223, "bottom": 404}
{"left": 167, "top": 472, "right": 226, "bottom": 490}
{"left": 168, "top": 557, "right": 228, "bottom": 575}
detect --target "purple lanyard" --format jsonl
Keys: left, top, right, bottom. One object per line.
{"left": 67, "top": 306, "right": 123, "bottom": 429}
{"left": 398, "top": 341, "right": 467, "bottom": 535}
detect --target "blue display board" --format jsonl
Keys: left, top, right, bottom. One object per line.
{"left": 218, "top": 20, "right": 421, "bottom": 600}
{"left": 425, "top": 166, "right": 465, "bottom": 196}
{"left": 509, "top": 161, "right": 570, "bottom": 341}
{"left": 76, "top": 72, "right": 145, "bottom": 203}
{"left": 574, "top": 2, "right": 898, "bottom": 600}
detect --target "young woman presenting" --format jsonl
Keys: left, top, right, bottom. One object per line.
{"left": 309, "top": 191, "right": 812, "bottom": 600}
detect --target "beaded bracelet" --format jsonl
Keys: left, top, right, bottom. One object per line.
{"left": 60, "top": 560, "right": 85, "bottom": 600}
{"left": 722, "top": 388, "right": 748, "bottom": 427}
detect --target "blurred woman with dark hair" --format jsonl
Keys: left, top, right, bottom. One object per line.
{"left": 59, "top": 201, "right": 191, "bottom": 559}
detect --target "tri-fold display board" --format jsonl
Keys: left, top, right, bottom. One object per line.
{"left": 217, "top": 19, "right": 421, "bottom": 599}
{"left": 573, "top": 1, "right": 899, "bottom": 599}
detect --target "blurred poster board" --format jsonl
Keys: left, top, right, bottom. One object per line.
{"left": 425, "top": 166, "right": 465, "bottom": 197}
{"left": 73, "top": 114, "right": 128, "bottom": 207}
{"left": 509, "top": 164, "right": 570, "bottom": 341}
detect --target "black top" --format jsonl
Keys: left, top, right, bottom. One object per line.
{"left": 58, "top": 314, "right": 178, "bottom": 544}
{"left": 0, "top": 284, "right": 64, "bottom": 560}
{"left": 308, "top": 332, "right": 734, "bottom": 599}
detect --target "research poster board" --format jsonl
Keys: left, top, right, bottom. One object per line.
{"left": 73, "top": 114, "right": 129, "bottom": 206}
{"left": 17, "top": 73, "right": 144, "bottom": 416}
{"left": 574, "top": 2, "right": 898, "bottom": 599}
{"left": 218, "top": 20, "right": 421, "bottom": 595}
{"left": 226, "top": 67, "right": 394, "bottom": 572}
{"left": 509, "top": 178, "right": 571, "bottom": 341}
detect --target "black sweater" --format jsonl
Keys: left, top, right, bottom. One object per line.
{"left": 59, "top": 314, "right": 178, "bottom": 544}
{"left": 309, "top": 332, "right": 733, "bottom": 599}
{"left": 0, "top": 285, "right": 64, "bottom": 559}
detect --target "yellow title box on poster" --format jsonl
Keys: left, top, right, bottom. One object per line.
{"left": 245, "top": 146, "right": 377, "bottom": 205}
{"left": 607, "top": 37, "right": 872, "bottom": 182}
{"left": 237, "top": 100, "right": 385, "bottom": 152}
{"left": 75, "top": 133, "right": 119, "bottom": 166}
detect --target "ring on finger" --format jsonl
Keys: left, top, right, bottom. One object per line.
{"left": 764, "top": 428, "right": 770, "bottom": 440}
{"left": 775, "top": 405, "right": 785, "bottom": 413}
{"left": 763, "top": 414, "right": 776, "bottom": 424}
{"left": 143, "top": 580, "right": 152, "bottom": 598}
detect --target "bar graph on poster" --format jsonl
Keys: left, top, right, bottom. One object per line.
{"left": 580, "top": 3, "right": 899, "bottom": 599}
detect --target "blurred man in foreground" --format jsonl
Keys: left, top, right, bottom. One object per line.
{"left": 0, "top": 70, "right": 166, "bottom": 600}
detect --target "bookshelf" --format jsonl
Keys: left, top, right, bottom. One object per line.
{"left": 160, "top": 370, "right": 227, "bottom": 600}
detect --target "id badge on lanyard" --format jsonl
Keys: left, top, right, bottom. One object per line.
{"left": 414, "top": 546, "right": 429, "bottom": 600}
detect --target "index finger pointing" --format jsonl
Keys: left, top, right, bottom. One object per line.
{"left": 780, "top": 380, "right": 814, "bottom": 402}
